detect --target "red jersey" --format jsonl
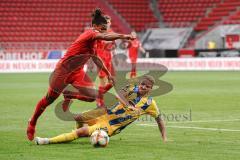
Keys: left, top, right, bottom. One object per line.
{"left": 95, "top": 30, "right": 115, "bottom": 63}
{"left": 95, "top": 40, "right": 115, "bottom": 78}
{"left": 95, "top": 30, "right": 115, "bottom": 78}
{"left": 49, "top": 29, "right": 99, "bottom": 93}
{"left": 96, "top": 41, "right": 115, "bottom": 62}
{"left": 128, "top": 39, "right": 141, "bottom": 59}
{"left": 58, "top": 29, "right": 99, "bottom": 72}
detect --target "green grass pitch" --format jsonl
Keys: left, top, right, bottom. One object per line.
{"left": 0, "top": 71, "right": 240, "bottom": 160}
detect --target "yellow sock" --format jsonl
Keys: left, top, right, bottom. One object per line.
{"left": 49, "top": 131, "right": 78, "bottom": 144}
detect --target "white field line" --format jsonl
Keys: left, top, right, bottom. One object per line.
{"left": 137, "top": 124, "right": 240, "bottom": 132}
{"left": 25, "top": 119, "right": 240, "bottom": 131}
{"left": 167, "top": 119, "right": 240, "bottom": 124}
{"left": 136, "top": 119, "right": 240, "bottom": 124}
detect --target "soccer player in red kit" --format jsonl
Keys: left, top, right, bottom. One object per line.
{"left": 62, "top": 16, "right": 114, "bottom": 110}
{"left": 128, "top": 31, "right": 148, "bottom": 78}
{"left": 27, "top": 8, "right": 136, "bottom": 141}
{"left": 96, "top": 15, "right": 116, "bottom": 107}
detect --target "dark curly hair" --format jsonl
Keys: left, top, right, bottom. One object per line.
{"left": 91, "top": 8, "right": 107, "bottom": 25}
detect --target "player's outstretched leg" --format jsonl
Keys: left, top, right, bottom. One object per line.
{"left": 62, "top": 74, "right": 97, "bottom": 111}
{"left": 62, "top": 89, "right": 96, "bottom": 112}
{"left": 34, "top": 127, "right": 89, "bottom": 145}
{"left": 27, "top": 89, "right": 60, "bottom": 141}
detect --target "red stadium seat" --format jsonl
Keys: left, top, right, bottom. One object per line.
{"left": 223, "top": 10, "right": 240, "bottom": 24}
{"left": 0, "top": 0, "right": 125, "bottom": 51}
{"left": 158, "top": 0, "right": 222, "bottom": 28}
{"left": 195, "top": 0, "right": 239, "bottom": 31}
{"left": 107, "top": 0, "right": 158, "bottom": 32}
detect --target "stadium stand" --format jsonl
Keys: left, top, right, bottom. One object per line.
{"left": 158, "top": 0, "right": 222, "bottom": 28}
{"left": 224, "top": 10, "right": 240, "bottom": 24}
{"left": 106, "top": 0, "right": 158, "bottom": 32}
{"left": 195, "top": 0, "right": 240, "bottom": 31}
{"left": 1, "top": 0, "right": 239, "bottom": 53}
{"left": 0, "top": 0, "right": 127, "bottom": 52}
{"left": 0, "top": 0, "right": 157, "bottom": 52}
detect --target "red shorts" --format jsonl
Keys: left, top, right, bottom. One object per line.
{"left": 48, "top": 65, "right": 94, "bottom": 96}
{"left": 48, "top": 65, "right": 70, "bottom": 95}
{"left": 98, "top": 62, "right": 115, "bottom": 78}
{"left": 67, "top": 69, "right": 94, "bottom": 88}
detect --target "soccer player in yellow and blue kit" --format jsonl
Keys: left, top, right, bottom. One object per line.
{"left": 34, "top": 75, "right": 167, "bottom": 145}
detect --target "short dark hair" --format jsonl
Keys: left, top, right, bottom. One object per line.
{"left": 142, "top": 75, "right": 155, "bottom": 85}
{"left": 91, "top": 8, "right": 107, "bottom": 25}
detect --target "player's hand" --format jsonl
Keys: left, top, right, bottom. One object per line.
{"left": 124, "top": 34, "right": 136, "bottom": 40}
{"left": 128, "top": 105, "right": 137, "bottom": 111}
{"left": 128, "top": 106, "right": 141, "bottom": 114}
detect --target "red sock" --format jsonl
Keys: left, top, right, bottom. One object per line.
{"left": 130, "top": 66, "right": 136, "bottom": 78}
{"left": 30, "top": 96, "right": 49, "bottom": 126}
{"left": 97, "top": 83, "right": 113, "bottom": 107}
{"left": 103, "top": 83, "right": 113, "bottom": 93}
{"left": 133, "top": 71, "right": 136, "bottom": 77}
{"left": 97, "top": 98, "right": 105, "bottom": 108}
{"left": 98, "top": 83, "right": 113, "bottom": 96}
{"left": 76, "top": 95, "right": 95, "bottom": 102}
{"left": 130, "top": 71, "right": 136, "bottom": 78}
{"left": 98, "top": 86, "right": 104, "bottom": 101}
{"left": 64, "top": 91, "right": 95, "bottom": 102}
{"left": 30, "top": 88, "right": 60, "bottom": 125}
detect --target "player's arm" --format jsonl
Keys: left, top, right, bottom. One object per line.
{"left": 91, "top": 55, "right": 115, "bottom": 85}
{"left": 139, "top": 43, "right": 149, "bottom": 57}
{"left": 95, "top": 32, "right": 135, "bottom": 41}
{"left": 116, "top": 88, "right": 132, "bottom": 107}
{"left": 140, "top": 46, "right": 149, "bottom": 58}
{"left": 115, "top": 86, "right": 137, "bottom": 111}
{"left": 155, "top": 115, "right": 167, "bottom": 143}
{"left": 139, "top": 46, "right": 147, "bottom": 54}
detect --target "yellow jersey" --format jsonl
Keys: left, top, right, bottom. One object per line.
{"left": 85, "top": 85, "right": 160, "bottom": 136}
